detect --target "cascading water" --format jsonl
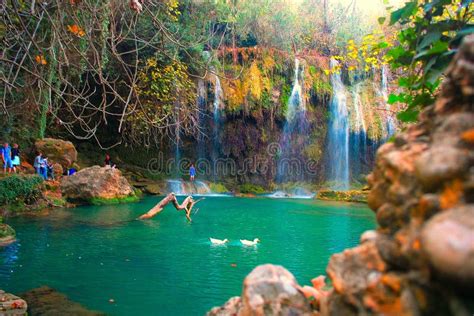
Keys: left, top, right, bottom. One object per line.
{"left": 286, "top": 58, "right": 305, "bottom": 120}
{"left": 196, "top": 79, "right": 207, "bottom": 162}
{"left": 381, "top": 65, "right": 396, "bottom": 138}
{"left": 212, "top": 73, "right": 223, "bottom": 178}
{"left": 213, "top": 74, "right": 223, "bottom": 124}
{"left": 276, "top": 58, "right": 309, "bottom": 184}
{"left": 350, "top": 83, "right": 368, "bottom": 181}
{"left": 327, "top": 59, "right": 350, "bottom": 190}
{"left": 166, "top": 179, "right": 224, "bottom": 196}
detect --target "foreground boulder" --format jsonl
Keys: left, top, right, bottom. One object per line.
{"left": 35, "top": 138, "right": 77, "bottom": 170}
{"left": 61, "top": 166, "right": 136, "bottom": 204}
{"left": 207, "top": 264, "right": 312, "bottom": 316}
{"left": 0, "top": 290, "right": 27, "bottom": 315}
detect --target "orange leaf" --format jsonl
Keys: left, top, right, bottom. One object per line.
{"left": 461, "top": 128, "right": 474, "bottom": 144}
{"left": 440, "top": 179, "right": 463, "bottom": 209}
{"left": 35, "top": 55, "right": 47, "bottom": 65}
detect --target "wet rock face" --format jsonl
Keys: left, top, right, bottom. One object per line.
{"left": 35, "top": 138, "right": 78, "bottom": 170}
{"left": 61, "top": 166, "right": 134, "bottom": 203}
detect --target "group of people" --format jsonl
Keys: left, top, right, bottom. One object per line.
{"left": 4, "top": 143, "right": 197, "bottom": 182}
{"left": 1, "top": 142, "right": 21, "bottom": 174}
{"left": 34, "top": 152, "right": 56, "bottom": 180}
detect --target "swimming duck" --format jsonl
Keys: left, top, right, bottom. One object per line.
{"left": 209, "top": 238, "right": 229, "bottom": 245}
{"left": 240, "top": 238, "right": 260, "bottom": 246}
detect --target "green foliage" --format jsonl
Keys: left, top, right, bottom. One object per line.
{"left": 384, "top": 0, "right": 473, "bottom": 122}
{"left": 238, "top": 183, "right": 266, "bottom": 194}
{"left": 0, "top": 175, "right": 44, "bottom": 205}
{"left": 209, "top": 182, "right": 229, "bottom": 193}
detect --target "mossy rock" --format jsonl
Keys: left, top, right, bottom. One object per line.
{"left": 35, "top": 138, "right": 78, "bottom": 169}
{"left": 0, "top": 223, "right": 16, "bottom": 246}
{"left": 238, "top": 183, "right": 267, "bottom": 194}
{"left": 89, "top": 194, "right": 140, "bottom": 205}
{"left": 316, "top": 189, "right": 368, "bottom": 203}
{"left": 209, "top": 182, "right": 229, "bottom": 193}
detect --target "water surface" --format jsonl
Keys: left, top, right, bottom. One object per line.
{"left": 0, "top": 196, "right": 375, "bottom": 315}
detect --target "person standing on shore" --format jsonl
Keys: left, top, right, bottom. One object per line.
{"left": 1, "top": 142, "right": 13, "bottom": 174}
{"left": 11, "top": 143, "right": 20, "bottom": 173}
{"left": 189, "top": 163, "right": 196, "bottom": 182}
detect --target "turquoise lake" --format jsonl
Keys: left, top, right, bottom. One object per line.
{"left": 0, "top": 196, "right": 375, "bottom": 315}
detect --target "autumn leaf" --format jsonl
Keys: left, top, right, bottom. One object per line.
{"left": 440, "top": 179, "right": 463, "bottom": 209}
{"left": 35, "top": 55, "right": 47, "bottom": 65}
{"left": 67, "top": 24, "right": 85, "bottom": 37}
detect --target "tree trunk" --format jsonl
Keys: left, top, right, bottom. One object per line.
{"left": 138, "top": 193, "right": 202, "bottom": 221}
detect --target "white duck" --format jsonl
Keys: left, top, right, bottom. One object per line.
{"left": 209, "top": 238, "right": 229, "bottom": 245}
{"left": 240, "top": 238, "right": 260, "bottom": 246}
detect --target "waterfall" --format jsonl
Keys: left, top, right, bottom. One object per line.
{"left": 197, "top": 79, "right": 207, "bottom": 161}
{"left": 381, "top": 65, "right": 396, "bottom": 138}
{"left": 352, "top": 83, "right": 367, "bottom": 134}
{"left": 212, "top": 74, "right": 223, "bottom": 179}
{"left": 276, "top": 58, "right": 309, "bottom": 183}
{"left": 350, "top": 83, "right": 368, "bottom": 182}
{"left": 213, "top": 74, "right": 223, "bottom": 124}
{"left": 286, "top": 58, "right": 305, "bottom": 121}
{"left": 166, "top": 179, "right": 215, "bottom": 196}
{"left": 327, "top": 59, "right": 350, "bottom": 190}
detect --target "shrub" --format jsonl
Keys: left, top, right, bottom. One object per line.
{"left": 0, "top": 175, "right": 43, "bottom": 205}
{"left": 238, "top": 183, "right": 266, "bottom": 194}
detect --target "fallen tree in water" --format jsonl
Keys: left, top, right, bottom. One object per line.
{"left": 138, "top": 193, "right": 203, "bottom": 221}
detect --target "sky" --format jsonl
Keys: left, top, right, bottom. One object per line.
{"left": 289, "top": 0, "right": 406, "bottom": 16}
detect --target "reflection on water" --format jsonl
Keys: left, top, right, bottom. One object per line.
{"left": 0, "top": 196, "right": 375, "bottom": 315}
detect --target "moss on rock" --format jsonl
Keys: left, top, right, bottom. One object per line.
{"left": 0, "top": 223, "right": 16, "bottom": 246}
{"left": 316, "top": 189, "right": 368, "bottom": 203}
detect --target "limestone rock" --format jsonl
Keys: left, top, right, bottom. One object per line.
{"left": 421, "top": 205, "right": 474, "bottom": 286}
{"left": 143, "top": 184, "right": 162, "bottom": 195}
{"left": 327, "top": 241, "right": 386, "bottom": 295}
{"left": 52, "top": 163, "right": 63, "bottom": 178}
{"left": 240, "top": 264, "right": 312, "bottom": 316}
{"left": 316, "top": 189, "right": 368, "bottom": 203}
{"left": 0, "top": 290, "right": 27, "bottom": 315}
{"left": 206, "top": 297, "right": 242, "bottom": 316}
{"left": 415, "top": 146, "right": 469, "bottom": 190}
{"left": 0, "top": 224, "right": 16, "bottom": 246}
{"left": 61, "top": 166, "right": 134, "bottom": 203}
{"left": 35, "top": 138, "right": 78, "bottom": 169}
{"left": 360, "top": 230, "right": 378, "bottom": 244}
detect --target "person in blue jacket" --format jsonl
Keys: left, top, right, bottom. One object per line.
{"left": 189, "top": 163, "right": 196, "bottom": 181}
{"left": 1, "top": 142, "right": 13, "bottom": 174}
